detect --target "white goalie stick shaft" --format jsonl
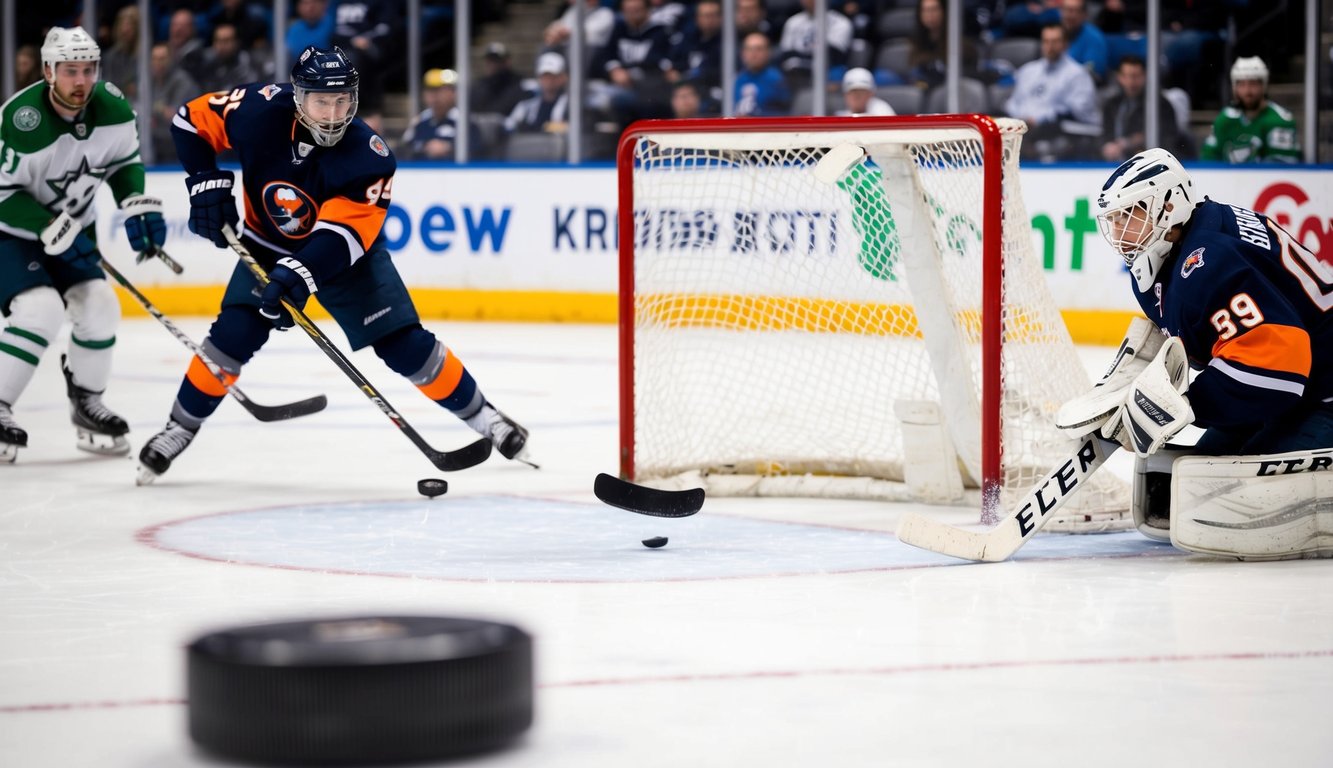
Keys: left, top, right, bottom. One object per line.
{"left": 896, "top": 435, "right": 1120, "bottom": 562}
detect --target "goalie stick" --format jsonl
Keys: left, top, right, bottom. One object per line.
{"left": 101, "top": 257, "right": 328, "bottom": 422}
{"left": 594, "top": 473, "right": 705, "bottom": 518}
{"left": 222, "top": 226, "right": 492, "bottom": 472}
{"left": 895, "top": 435, "right": 1120, "bottom": 562}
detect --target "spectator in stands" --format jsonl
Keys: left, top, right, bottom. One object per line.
{"left": 471, "top": 43, "right": 527, "bottom": 117}
{"left": 287, "top": 0, "right": 335, "bottom": 69}
{"left": 735, "top": 32, "right": 790, "bottom": 116}
{"left": 1005, "top": 23, "right": 1100, "bottom": 160}
{"left": 1100, "top": 55, "right": 1190, "bottom": 162}
{"left": 402, "top": 69, "right": 481, "bottom": 162}
{"left": 506, "top": 52, "right": 571, "bottom": 134}
{"left": 671, "top": 80, "right": 705, "bottom": 119}
{"left": 194, "top": 22, "right": 260, "bottom": 94}
{"left": 1201, "top": 56, "right": 1301, "bottom": 164}
{"left": 101, "top": 5, "right": 140, "bottom": 99}
{"left": 167, "top": 9, "right": 206, "bottom": 80}
{"left": 667, "top": 0, "right": 723, "bottom": 98}
{"left": 777, "top": 0, "right": 853, "bottom": 88}
{"left": 592, "top": 0, "right": 674, "bottom": 124}
{"left": 148, "top": 42, "right": 199, "bottom": 164}
{"left": 15, "top": 45, "right": 42, "bottom": 89}
{"left": 333, "top": 0, "right": 398, "bottom": 134}
{"left": 648, "top": 0, "right": 689, "bottom": 36}
{"left": 909, "top": 0, "right": 980, "bottom": 89}
{"left": 546, "top": 0, "right": 617, "bottom": 56}
{"left": 1060, "top": 0, "right": 1107, "bottom": 82}
{"left": 1003, "top": 0, "right": 1060, "bottom": 38}
{"left": 735, "top": 0, "right": 775, "bottom": 44}
{"left": 209, "top": 0, "right": 270, "bottom": 52}
{"left": 836, "top": 67, "right": 894, "bottom": 116}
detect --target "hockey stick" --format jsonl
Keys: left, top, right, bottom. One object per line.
{"left": 221, "top": 226, "right": 492, "bottom": 472}
{"left": 895, "top": 434, "right": 1120, "bottom": 562}
{"left": 137, "top": 245, "right": 184, "bottom": 274}
{"left": 100, "top": 257, "right": 328, "bottom": 422}
{"left": 594, "top": 473, "right": 705, "bottom": 518}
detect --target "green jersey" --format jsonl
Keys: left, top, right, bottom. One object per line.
{"left": 0, "top": 80, "right": 145, "bottom": 240}
{"left": 1200, "top": 101, "right": 1300, "bottom": 164}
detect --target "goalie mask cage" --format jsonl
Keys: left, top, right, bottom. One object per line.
{"left": 617, "top": 115, "right": 1129, "bottom": 530}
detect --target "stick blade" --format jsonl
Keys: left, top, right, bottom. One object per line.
{"left": 430, "top": 437, "right": 493, "bottom": 471}
{"left": 244, "top": 394, "right": 328, "bottom": 422}
{"left": 594, "top": 473, "right": 705, "bottom": 518}
{"left": 896, "top": 512, "right": 1022, "bottom": 563}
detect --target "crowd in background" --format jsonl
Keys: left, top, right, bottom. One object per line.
{"left": 10, "top": 0, "right": 1327, "bottom": 164}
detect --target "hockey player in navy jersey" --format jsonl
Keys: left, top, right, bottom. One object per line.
{"left": 1093, "top": 148, "right": 1333, "bottom": 457}
{"left": 137, "top": 46, "right": 529, "bottom": 481}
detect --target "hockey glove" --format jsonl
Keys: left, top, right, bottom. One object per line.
{"left": 121, "top": 194, "right": 167, "bottom": 253}
{"left": 40, "top": 211, "right": 99, "bottom": 268}
{"left": 185, "top": 170, "right": 239, "bottom": 248}
{"left": 259, "top": 257, "right": 318, "bottom": 329}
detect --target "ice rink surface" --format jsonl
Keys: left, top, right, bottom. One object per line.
{"left": 2, "top": 318, "right": 1331, "bottom": 767}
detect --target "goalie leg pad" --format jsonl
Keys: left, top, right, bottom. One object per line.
{"left": 1131, "top": 447, "right": 1195, "bottom": 542}
{"left": 895, "top": 400, "right": 965, "bottom": 503}
{"left": 1170, "top": 448, "right": 1333, "bottom": 560}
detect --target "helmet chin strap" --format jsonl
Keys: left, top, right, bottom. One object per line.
{"left": 47, "top": 81, "right": 87, "bottom": 113}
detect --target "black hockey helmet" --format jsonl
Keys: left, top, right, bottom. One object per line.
{"left": 291, "top": 46, "right": 359, "bottom": 146}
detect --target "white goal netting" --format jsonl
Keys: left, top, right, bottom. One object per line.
{"left": 623, "top": 118, "right": 1129, "bottom": 530}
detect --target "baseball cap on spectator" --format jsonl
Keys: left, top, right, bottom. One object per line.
{"left": 536, "top": 52, "right": 566, "bottom": 76}
{"left": 842, "top": 68, "right": 875, "bottom": 92}
{"left": 484, "top": 42, "right": 509, "bottom": 59}
{"left": 424, "top": 68, "right": 458, "bottom": 89}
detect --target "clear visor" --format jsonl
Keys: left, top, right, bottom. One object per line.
{"left": 294, "top": 87, "right": 358, "bottom": 146}
{"left": 1096, "top": 202, "right": 1158, "bottom": 267}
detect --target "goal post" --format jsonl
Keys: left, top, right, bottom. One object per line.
{"left": 617, "top": 115, "right": 1129, "bottom": 531}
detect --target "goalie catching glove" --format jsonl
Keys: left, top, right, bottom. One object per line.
{"left": 1055, "top": 317, "right": 1166, "bottom": 436}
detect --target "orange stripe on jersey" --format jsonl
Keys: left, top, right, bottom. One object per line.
{"left": 417, "top": 348, "right": 466, "bottom": 401}
{"left": 185, "top": 355, "right": 237, "bottom": 397}
{"left": 1211, "top": 324, "right": 1312, "bottom": 377}
{"left": 182, "top": 93, "right": 233, "bottom": 153}
{"left": 318, "top": 196, "right": 387, "bottom": 250}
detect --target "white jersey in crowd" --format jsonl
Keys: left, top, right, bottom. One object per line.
{"left": 836, "top": 97, "right": 896, "bottom": 117}
{"left": 1004, "top": 53, "right": 1100, "bottom": 128}
{"left": 778, "top": 10, "right": 854, "bottom": 61}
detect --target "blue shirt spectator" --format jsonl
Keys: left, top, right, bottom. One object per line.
{"left": 1061, "top": 0, "right": 1107, "bottom": 81}
{"left": 287, "top": 0, "right": 335, "bottom": 68}
{"left": 735, "top": 32, "right": 790, "bottom": 116}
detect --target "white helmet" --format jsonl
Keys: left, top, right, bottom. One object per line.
{"left": 1095, "top": 148, "right": 1196, "bottom": 292}
{"left": 1230, "top": 56, "right": 1268, "bottom": 86}
{"left": 41, "top": 26, "right": 101, "bottom": 80}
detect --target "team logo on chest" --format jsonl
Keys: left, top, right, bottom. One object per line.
{"left": 261, "top": 181, "right": 318, "bottom": 237}
{"left": 1180, "top": 247, "right": 1205, "bottom": 278}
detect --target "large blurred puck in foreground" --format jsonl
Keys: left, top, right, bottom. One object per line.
{"left": 187, "top": 616, "right": 533, "bottom": 765}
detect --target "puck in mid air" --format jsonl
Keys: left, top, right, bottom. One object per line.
{"left": 417, "top": 478, "right": 448, "bottom": 498}
{"left": 642, "top": 536, "right": 669, "bottom": 548}
{"left": 187, "top": 616, "right": 533, "bottom": 765}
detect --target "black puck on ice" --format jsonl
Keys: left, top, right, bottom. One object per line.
{"left": 417, "top": 478, "right": 448, "bottom": 498}
{"left": 642, "top": 536, "right": 669, "bottom": 548}
{"left": 187, "top": 616, "right": 533, "bottom": 765}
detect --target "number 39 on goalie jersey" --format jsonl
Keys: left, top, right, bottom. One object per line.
{"left": 1132, "top": 199, "right": 1333, "bottom": 430}
{"left": 170, "top": 82, "right": 395, "bottom": 269}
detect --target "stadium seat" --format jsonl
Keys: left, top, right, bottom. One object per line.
{"left": 988, "top": 37, "right": 1041, "bottom": 70}
{"left": 876, "top": 9, "right": 917, "bottom": 41}
{"left": 875, "top": 39, "right": 914, "bottom": 81}
{"left": 876, "top": 85, "right": 923, "bottom": 115}
{"left": 506, "top": 132, "right": 566, "bottom": 162}
{"left": 924, "top": 78, "right": 989, "bottom": 114}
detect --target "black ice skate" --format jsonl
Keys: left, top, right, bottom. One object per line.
{"left": 0, "top": 400, "right": 28, "bottom": 463}
{"left": 469, "top": 403, "right": 534, "bottom": 467}
{"left": 62, "top": 355, "right": 130, "bottom": 455}
{"left": 137, "top": 420, "right": 199, "bottom": 485}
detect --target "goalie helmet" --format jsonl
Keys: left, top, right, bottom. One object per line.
{"left": 1095, "top": 148, "right": 1196, "bottom": 292}
{"left": 1230, "top": 56, "right": 1269, "bottom": 86}
{"left": 291, "top": 46, "right": 360, "bottom": 147}
{"left": 40, "top": 26, "right": 100, "bottom": 82}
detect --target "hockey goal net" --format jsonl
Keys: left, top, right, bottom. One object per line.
{"left": 617, "top": 115, "right": 1128, "bottom": 530}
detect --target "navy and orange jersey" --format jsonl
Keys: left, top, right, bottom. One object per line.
{"left": 1132, "top": 199, "right": 1333, "bottom": 429}
{"left": 170, "top": 82, "right": 396, "bottom": 282}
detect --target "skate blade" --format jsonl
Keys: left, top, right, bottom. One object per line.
{"left": 136, "top": 465, "right": 161, "bottom": 486}
{"left": 76, "top": 431, "right": 131, "bottom": 456}
{"left": 0, "top": 443, "right": 17, "bottom": 463}
{"left": 511, "top": 445, "right": 540, "bottom": 470}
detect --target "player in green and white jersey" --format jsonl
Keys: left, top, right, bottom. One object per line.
{"left": 0, "top": 26, "right": 167, "bottom": 462}
{"left": 1200, "top": 56, "right": 1301, "bottom": 164}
